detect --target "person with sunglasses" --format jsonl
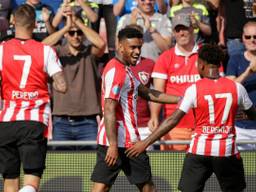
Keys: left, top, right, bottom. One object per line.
{"left": 226, "top": 21, "right": 256, "bottom": 151}
{"left": 116, "top": 0, "right": 172, "bottom": 62}
{"left": 43, "top": 12, "right": 106, "bottom": 150}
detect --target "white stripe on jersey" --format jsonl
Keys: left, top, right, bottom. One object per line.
{"left": 196, "top": 134, "right": 207, "bottom": 155}
{"left": 151, "top": 72, "right": 168, "bottom": 80}
{"left": 211, "top": 134, "right": 222, "bottom": 156}
{"left": 104, "top": 68, "right": 115, "bottom": 98}
{"left": 97, "top": 119, "right": 105, "bottom": 144}
{"left": 0, "top": 44, "right": 3, "bottom": 70}
{"left": 44, "top": 45, "right": 62, "bottom": 77}
{"left": 43, "top": 102, "right": 51, "bottom": 125}
{"left": 3, "top": 101, "right": 16, "bottom": 121}
{"left": 16, "top": 101, "right": 29, "bottom": 120}
{"left": 30, "top": 99, "right": 43, "bottom": 121}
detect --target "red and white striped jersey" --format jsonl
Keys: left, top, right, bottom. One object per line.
{"left": 97, "top": 58, "right": 141, "bottom": 148}
{"left": 152, "top": 44, "right": 200, "bottom": 128}
{"left": 0, "top": 39, "right": 62, "bottom": 126}
{"left": 179, "top": 77, "right": 253, "bottom": 156}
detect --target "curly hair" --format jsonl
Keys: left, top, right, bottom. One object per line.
{"left": 198, "top": 44, "right": 225, "bottom": 67}
{"left": 117, "top": 26, "right": 143, "bottom": 42}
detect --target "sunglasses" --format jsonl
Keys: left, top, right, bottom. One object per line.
{"left": 68, "top": 30, "right": 83, "bottom": 36}
{"left": 244, "top": 35, "right": 256, "bottom": 40}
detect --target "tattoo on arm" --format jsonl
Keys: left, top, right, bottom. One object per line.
{"left": 52, "top": 71, "right": 67, "bottom": 93}
{"left": 104, "top": 99, "right": 118, "bottom": 146}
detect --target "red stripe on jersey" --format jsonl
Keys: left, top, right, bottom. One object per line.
{"left": 204, "top": 134, "right": 214, "bottom": 156}
{"left": 191, "top": 134, "right": 200, "bottom": 154}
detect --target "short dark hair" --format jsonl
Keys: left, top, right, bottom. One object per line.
{"left": 198, "top": 44, "right": 225, "bottom": 66}
{"left": 117, "top": 26, "right": 143, "bottom": 42}
{"left": 14, "top": 4, "right": 35, "bottom": 29}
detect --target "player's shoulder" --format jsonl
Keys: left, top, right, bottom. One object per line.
{"left": 104, "top": 58, "right": 125, "bottom": 72}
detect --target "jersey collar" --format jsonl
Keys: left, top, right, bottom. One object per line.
{"left": 174, "top": 44, "right": 198, "bottom": 57}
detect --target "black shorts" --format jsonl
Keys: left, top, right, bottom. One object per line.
{"left": 91, "top": 145, "right": 152, "bottom": 186}
{"left": 178, "top": 153, "right": 246, "bottom": 192}
{"left": 0, "top": 121, "right": 47, "bottom": 179}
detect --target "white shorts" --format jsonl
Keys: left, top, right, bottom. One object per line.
{"left": 236, "top": 126, "right": 256, "bottom": 151}
{"left": 138, "top": 127, "right": 153, "bottom": 151}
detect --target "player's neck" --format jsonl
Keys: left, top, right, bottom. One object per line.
{"left": 115, "top": 53, "right": 130, "bottom": 66}
{"left": 15, "top": 29, "right": 32, "bottom": 40}
{"left": 204, "top": 68, "right": 220, "bottom": 79}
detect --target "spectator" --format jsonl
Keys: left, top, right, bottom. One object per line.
{"left": 126, "top": 44, "right": 256, "bottom": 192}
{"left": 226, "top": 21, "right": 256, "bottom": 150}
{"left": 0, "top": 4, "right": 66, "bottom": 192}
{"left": 43, "top": 13, "right": 106, "bottom": 150}
{"left": 52, "top": 0, "right": 99, "bottom": 28}
{"left": 90, "top": 26, "right": 180, "bottom": 192}
{"left": 169, "top": 0, "right": 211, "bottom": 43}
{"left": 89, "top": 0, "right": 117, "bottom": 60}
{"left": 0, "top": 0, "right": 11, "bottom": 39}
{"left": 117, "top": 0, "right": 172, "bottom": 61}
{"left": 10, "top": 0, "right": 56, "bottom": 41}
{"left": 149, "top": 14, "right": 199, "bottom": 151}
{"left": 218, "top": 0, "right": 256, "bottom": 56}
{"left": 113, "top": 0, "right": 168, "bottom": 20}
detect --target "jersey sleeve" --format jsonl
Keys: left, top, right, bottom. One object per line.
{"left": 151, "top": 50, "right": 170, "bottom": 79}
{"left": 104, "top": 66, "right": 125, "bottom": 101}
{"left": 179, "top": 84, "right": 197, "bottom": 113}
{"left": 236, "top": 82, "right": 253, "bottom": 110}
{"left": 44, "top": 45, "right": 62, "bottom": 77}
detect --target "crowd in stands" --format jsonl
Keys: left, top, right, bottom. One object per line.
{"left": 1, "top": 0, "right": 256, "bottom": 151}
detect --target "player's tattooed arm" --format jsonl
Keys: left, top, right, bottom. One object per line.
{"left": 52, "top": 71, "right": 67, "bottom": 93}
{"left": 138, "top": 84, "right": 181, "bottom": 104}
{"left": 104, "top": 98, "right": 119, "bottom": 167}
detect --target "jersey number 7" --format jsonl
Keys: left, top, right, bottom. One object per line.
{"left": 14, "top": 55, "right": 32, "bottom": 89}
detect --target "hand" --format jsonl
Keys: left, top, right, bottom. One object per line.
{"left": 140, "top": 12, "right": 151, "bottom": 30}
{"left": 62, "top": 5, "right": 73, "bottom": 17}
{"left": 65, "top": 15, "right": 72, "bottom": 29}
{"left": 148, "top": 117, "right": 159, "bottom": 132}
{"left": 125, "top": 141, "right": 147, "bottom": 158}
{"left": 42, "top": 7, "right": 51, "bottom": 22}
{"left": 105, "top": 145, "right": 118, "bottom": 167}
{"left": 131, "top": 8, "right": 140, "bottom": 24}
{"left": 190, "top": 12, "right": 199, "bottom": 28}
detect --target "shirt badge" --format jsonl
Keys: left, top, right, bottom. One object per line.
{"left": 138, "top": 71, "right": 150, "bottom": 85}
{"left": 112, "top": 85, "right": 121, "bottom": 95}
